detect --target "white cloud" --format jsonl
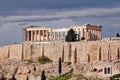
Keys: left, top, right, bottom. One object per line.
{"left": 0, "top": 22, "right": 20, "bottom": 31}
{"left": 26, "top": 18, "right": 77, "bottom": 28}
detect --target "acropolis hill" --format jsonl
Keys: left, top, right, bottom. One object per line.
{"left": 0, "top": 23, "right": 120, "bottom": 80}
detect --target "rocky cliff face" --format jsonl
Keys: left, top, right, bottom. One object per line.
{"left": 0, "top": 41, "right": 120, "bottom": 79}
{"left": 0, "top": 59, "right": 72, "bottom": 80}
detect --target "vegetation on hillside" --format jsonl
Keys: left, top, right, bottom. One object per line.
{"left": 38, "top": 56, "right": 53, "bottom": 64}
{"left": 110, "top": 74, "right": 120, "bottom": 80}
{"left": 49, "top": 73, "right": 72, "bottom": 80}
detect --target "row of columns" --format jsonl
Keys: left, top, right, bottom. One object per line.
{"left": 24, "top": 30, "right": 68, "bottom": 41}
{"left": 52, "top": 32, "right": 67, "bottom": 40}
{"left": 86, "top": 29, "right": 102, "bottom": 40}
{"left": 24, "top": 30, "right": 49, "bottom": 41}
{"left": 74, "top": 28, "right": 102, "bottom": 41}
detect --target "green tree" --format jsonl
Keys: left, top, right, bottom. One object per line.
{"left": 58, "top": 57, "right": 62, "bottom": 76}
{"left": 110, "top": 74, "right": 120, "bottom": 80}
{"left": 41, "top": 70, "right": 46, "bottom": 80}
{"left": 65, "top": 28, "right": 77, "bottom": 42}
{"left": 10, "top": 75, "right": 16, "bottom": 80}
{"left": 116, "top": 33, "right": 120, "bottom": 37}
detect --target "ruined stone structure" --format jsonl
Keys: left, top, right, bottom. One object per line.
{"left": 23, "top": 24, "right": 102, "bottom": 42}
{"left": 1, "top": 23, "right": 120, "bottom": 79}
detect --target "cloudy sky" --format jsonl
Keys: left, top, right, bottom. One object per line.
{"left": 0, "top": 0, "right": 120, "bottom": 46}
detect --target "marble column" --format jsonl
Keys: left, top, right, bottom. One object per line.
{"left": 36, "top": 30, "right": 38, "bottom": 41}
{"left": 24, "top": 30, "right": 27, "bottom": 41}
{"left": 62, "top": 32, "right": 64, "bottom": 39}
{"left": 43, "top": 30, "right": 45, "bottom": 40}
{"left": 92, "top": 29, "right": 95, "bottom": 40}
{"left": 58, "top": 32, "right": 60, "bottom": 40}
{"left": 26, "top": 31, "right": 28, "bottom": 41}
{"left": 78, "top": 29, "right": 80, "bottom": 39}
{"left": 46, "top": 30, "right": 49, "bottom": 41}
{"left": 65, "top": 31, "right": 66, "bottom": 37}
{"left": 85, "top": 28, "right": 88, "bottom": 40}
{"left": 97, "top": 30, "right": 99, "bottom": 40}
{"left": 81, "top": 28, "right": 84, "bottom": 38}
{"left": 90, "top": 29, "right": 92, "bottom": 40}
{"left": 54, "top": 32, "right": 56, "bottom": 40}
{"left": 33, "top": 31, "right": 34, "bottom": 41}
{"left": 34, "top": 30, "right": 37, "bottom": 41}
{"left": 56, "top": 32, "right": 58, "bottom": 40}
{"left": 50, "top": 29, "right": 52, "bottom": 40}
{"left": 94, "top": 30, "right": 97, "bottom": 40}
{"left": 35, "top": 31, "right": 37, "bottom": 41}
{"left": 27, "top": 31, "right": 29, "bottom": 41}
{"left": 87, "top": 30, "right": 90, "bottom": 40}
{"left": 31, "top": 30, "right": 33, "bottom": 41}
{"left": 39, "top": 30, "right": 41, "bottom": 41}
{"left": 100, "top": 31, "right": 102, "bottom": 39}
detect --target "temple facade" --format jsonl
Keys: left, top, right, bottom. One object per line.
{"left": 23, "top": 23, "right": 102, "bottom": 42}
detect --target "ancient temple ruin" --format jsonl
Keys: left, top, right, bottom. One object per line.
{"left": 23, "top": 23, "right": 102, "bottom": 42}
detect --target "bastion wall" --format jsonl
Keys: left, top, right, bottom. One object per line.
{"left": 0, "top": 41, "right": 120, "bottom": 64}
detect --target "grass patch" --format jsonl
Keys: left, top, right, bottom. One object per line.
{"left": 38, "top": 56, "right": 53, "bottom": 64}
{"left": 110, "top": 74, "right": 120, "bottom": 80}
{"left": 64, "top": 62, "right": 71, "bottom": 65}
{"left": 115, "top": 60, "right": 120, "bottom": 63}
{"left": 76, "top": 74, "right": 102, "bottom": 80}
{"left": 56, "top": 73, "right": 72, "bottom": 80}
{"left": 26, "top": 60, "right": 36, "bottom": 64}
{"left": 80, "top": 67, "right": 84, "bottom": 71}
{"left": 50, "top": 73, "right": 72, "bottom": 80}
{"left": 77, "top": 74, "right": 89, "bottom": 80}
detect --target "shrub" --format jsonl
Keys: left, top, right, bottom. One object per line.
{"left": 110, "top": 74, "right": 120, "bottom": 80}
{"left": 38, "top": 56, "right": 53, "bottom": 64}
{"left": 116, "top": 33, "right": 120, "bottom": 37}
{"left": 65, "top": 62, "right": 71, "bottom": 65}
{"left": 55, "top": 73, "right": 72, "bottom": 80}
{"left": 80, "top": 67, "right": 84, "bottom": 71}
{"left": 26, "top": 60, "right": 36, "bottom": 64}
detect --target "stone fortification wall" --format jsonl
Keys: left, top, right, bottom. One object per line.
{"left": 9, "top": 44, "right": 23, "bottom": 60}
{"left": 0, "top": 45, "right": 9, "bottom": 61}
{"left": 0, "top": 41, "right": 120, "bottom": 63}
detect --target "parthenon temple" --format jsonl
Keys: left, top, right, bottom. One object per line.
{"left": 23, "top": 23, "right": 102, "bottom": 42}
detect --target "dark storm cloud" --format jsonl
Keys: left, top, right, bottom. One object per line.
{"left": 0, "top": 0, "right": 120, "bottom": 16}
